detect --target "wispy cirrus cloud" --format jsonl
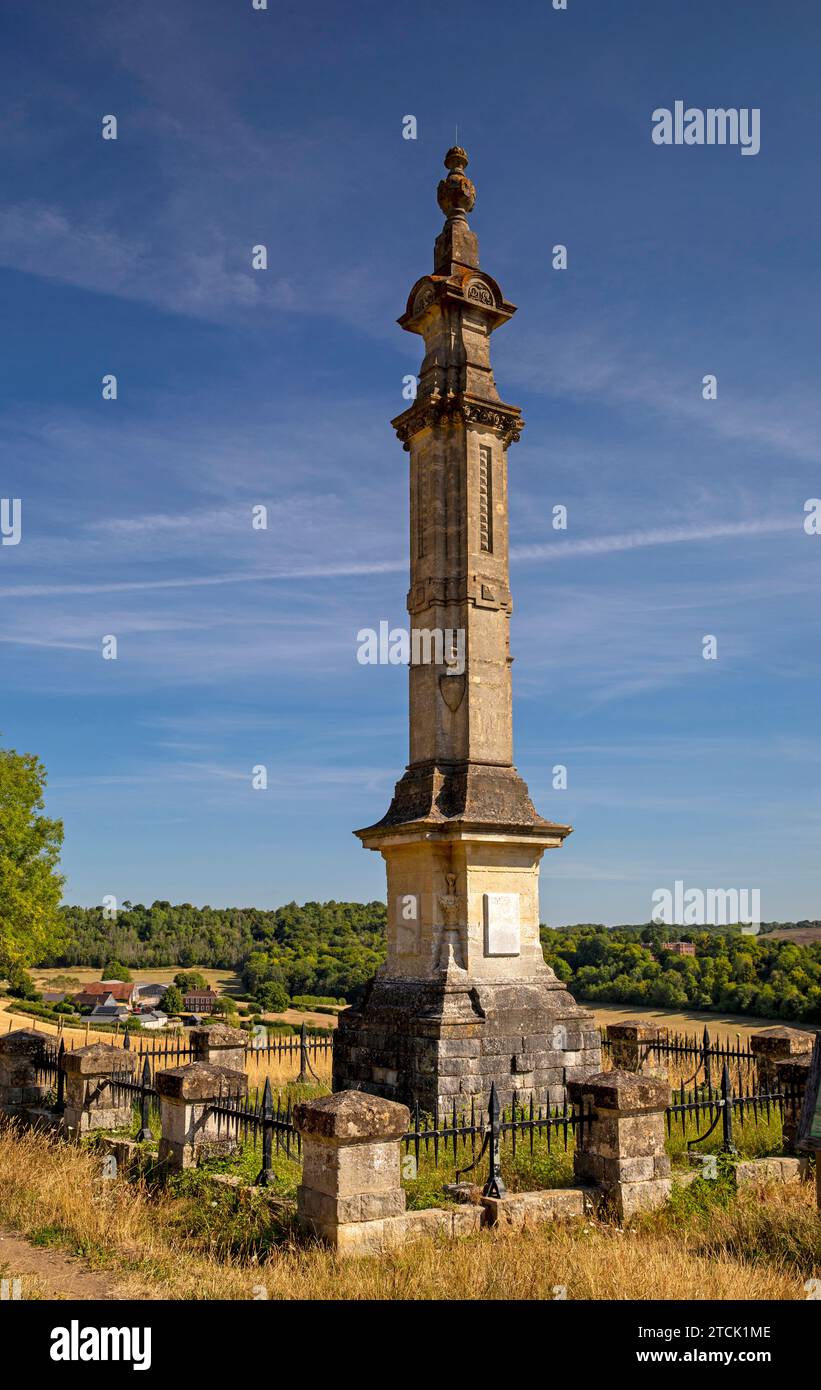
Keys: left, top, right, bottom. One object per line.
{"left": 0, "top": 516, "right": 801, "bottom": 601}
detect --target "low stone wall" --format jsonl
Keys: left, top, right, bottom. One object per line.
{"left": 2, "top": 1024, "right": 816, "bottom": 1258}
{"left": 292, "top": 1080, "right": 674, "bottom": 1255}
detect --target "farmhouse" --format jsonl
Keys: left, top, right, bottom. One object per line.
{"left": 73, "top": 981, "right": 134, "bottom": 1008}
{"left": 132, "top": 982, "right": 167, "bottom": 1008}
{"left": 183, "top": 987, "right": 217, "bottom": 1014}
{"left": 89, "top": 997, "right": 130, "bottom": 1022}
{"left": 137, "top": 1010, "right": 168, "bottom": 1030}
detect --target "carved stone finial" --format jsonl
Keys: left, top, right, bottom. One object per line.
{"left": 437, "top": 146, "right": 475, "bottom": 224}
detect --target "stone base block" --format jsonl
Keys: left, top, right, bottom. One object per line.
{"left": 297, "top": 1183, "right": 406, "bottom": 1227}
{"left": 330, "top": 1205, "right": 484, "bottom": 1256}
{"left": 481, "top": 1187, "right": 587, "bottom": 1228}
{"left": 301, "top": 1137, "right": 400, "bottom": 1197}
{"left": 594, "top": 1178, "right": 672, "bottom": 1219}
{"left": 64, "top": 1104, "right": 133, "bottom": 1135}
{"left": 22, "top": 1107, "right": 64, "bottom": 1134}
{"left": 0, "top": 1085, "right": 50, "bottom": 1109}
{"left": 735, "top": 1156, "right": 808, "bottom": 1187}
{"left": 333, "top": 973, "right": 600, "bottom": 1110}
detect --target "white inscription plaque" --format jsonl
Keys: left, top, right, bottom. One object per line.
{"left": 483, "top": 892, "right": 521, "bottom": 956}
{"left": 395, "top": 893, "right": 420, "bottom": 954}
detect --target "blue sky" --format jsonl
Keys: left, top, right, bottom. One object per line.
{"left": 1, "top": 0, "right": 820, "bottom": 923}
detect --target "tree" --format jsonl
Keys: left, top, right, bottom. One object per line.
{"left": 211, "top": 995, "right": 239, "bottom": 1018}
{"left": 258, "top": 980, "right": 289, "bottom": 1012}
{"left": 7, "top": 966, "right": 39, "bottom": 999}
{"left": 0, "top": 747, "right": 65, "bottom": 973}
{"left": 173, "top": 970, "right": 208, "bottom": 993}
{"left": 162, "top": 985, "right": 183, "bottom": 1014}
{"left": 102, "top": 960, "right": 132, "bottom": 982}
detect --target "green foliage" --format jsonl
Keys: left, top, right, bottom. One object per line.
{"left": 211, "top": 995, "right": 239, "bottom": 1017}
{"left": 161, "top": 985, "right": 183, "bottom": 1014}
{"left": 0, "top": 747, "right": 65, "bottom": 972}
{"left": 173, "top": 970, "right": 208, "bottom": 992}
{"left": 290, "top": 994, "right": 345, "bottom": 1008}
{"left": 664, "top": 1164, "right": 738, "bottom": 1226}
{"left": 101, "top": 960, "right": 132, "bottom": 982}
{"left": 540, "top": 925, "right": 821, "bottom": 1024}
{"left": 255, "top": 980, "right": 289, "bottom": 1013}
{"left": 8, "top": 966, "right": 39, "bottom": 1000}
{"left": 51, "top": 899, "right": 387, "bottom": 1003}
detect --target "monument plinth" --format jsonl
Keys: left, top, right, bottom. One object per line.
{"left": 333, "top": 148, "right": 601, "bottom": 1110}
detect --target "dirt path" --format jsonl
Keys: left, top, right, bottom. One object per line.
{"left": 0, "top": 1228, "right": 125, "bottom": 1301}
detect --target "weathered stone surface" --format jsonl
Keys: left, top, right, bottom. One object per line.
{"left": 294, "top": 1090, "right": 409, "bottom": 1143}
{"left": 335, "top": 975, "right": 600, "bottom": 1112}
{"left": 301, "top": 1138, "right": 400, "bottom": 1196}
{"left": 297, "top": 1185, "right": 406, "bottom": 1226}
{"left": 0, "top": 1028, "right": 47, "bottom": 1059}
{"left": 607, "top": 1021, "right": 667, "bottom": 1077}
{"left": 0, "top": 1030, "right": 52, "bottom": 1104}
{"left": 482, "top": 1187, "right": 586, "bottom": 1228}
{"left": 331, "top": 1206, "right": 482, "bottom": 1256}
{"left": 749, "top": 1026, "right": 815, "bottom": 1059}
{"left": 735, "top": 1156, "right": 807, "bottom": 1187}
{"left": 775, "top": 1054, "right": 813, "bottom": 1152}
{"left": 155, "top": 1062, "right": 248, "bottom": 1170}
{"left": 65, "top": 1103, "right": 133, "bottom": 1135}
{"left": 750, "top": 1027, "right": 815, "bottom": 1093}
{"left": 610, "top": 1179, "right": 672, "bottom": 1219}
{"left": 62, "top": 1043, "right": 135, "bottom": 1078}
{"left": 190, "top": 1024, "right": 247, "bottom": 1072}
{"left": 335, "top": 147, "right": 601, "bottom": 1114}
{"left": 567, "top": 1069, "right": 670, "bottom": 1115}
{"left": 155, "top": 1062, "right": 247, "bottom": 1102}
{"left": 571, "top": 1069, "right": 671, "bottom": 1219}
{"left": 608, "top": 1021, "right": 662, "bottom": 1044}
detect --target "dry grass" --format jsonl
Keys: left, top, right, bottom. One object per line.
{"left": 590, "top": 1002, "right": 790, "bottom": 1044}
{"left": 0, "top": 1123, "right": 816, "bottom": 1301}
{"left": 244, "top": 1052, "right": 332, "bottom": 1092}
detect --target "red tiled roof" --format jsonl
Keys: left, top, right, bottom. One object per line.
{"left": 81, "top": 981, "right": 134, "bottom": 1001}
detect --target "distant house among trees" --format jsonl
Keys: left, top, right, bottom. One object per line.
{"left": 132, "top": 982, "right": 168, "bottom": 1009}
{"left": 137, "top": 1010, "right": 168, "bottom": 1030}
{"left": 73, "top": 980, "right": 135, "bottom": 1009}
{"left": 661, "top": 941, "right": 696, "bottom": 957}
{"left": 89, "top": 995, "right": 130, "bottom": 1021}
{"left": 183, "top": 987, "right": 217, "bottom": 1014}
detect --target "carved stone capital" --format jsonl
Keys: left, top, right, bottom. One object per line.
{"left": 391, "top": 393, "right": 523, "bottom": 451}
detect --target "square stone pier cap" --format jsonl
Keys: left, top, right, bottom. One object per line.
{"left": 294, "top": 1091, "right": 410, "bottom": 1143}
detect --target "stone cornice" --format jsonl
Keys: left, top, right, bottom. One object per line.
{"left": 391, "top": 392, "right": 524, "bottom": 450}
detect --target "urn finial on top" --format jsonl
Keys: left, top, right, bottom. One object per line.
{"left": 437, "top": 146, "right": 476, "bottom": 223}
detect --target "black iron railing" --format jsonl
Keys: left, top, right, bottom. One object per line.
{"left": 665, "top": 1061, "right": 802, "bottom": 1154}
{"left": 600, "top": 1024, "right": 758, "bottom": 1089}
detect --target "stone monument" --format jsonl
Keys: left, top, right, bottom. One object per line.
{"left": 333, "top": 147, "right": 600, "bottom": 1111}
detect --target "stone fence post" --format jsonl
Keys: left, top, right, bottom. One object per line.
{"left": 606, "top": 1021, "right": 666, "bottom": 1077}
{"left": 0, "top": 1029, "right": 51, "bottom": 1113}
{"left": 156, "top": 1062, "right": 247, "bottom": 1170}
{"left": 61, "top": 1043, "right": 136, "bottom": 1136}
{"left": 190, "top": 1023, "right": 247, "bottom": 1072}
{"left": 568, "top": 1070, "right": 672, "bottom": 1219}
{"left": 775, "top": 1054, "right": 813, "bottom": 1154}
{"left": 750, "top": 1027, "right": 814, "bottom": 1093}
{"left": 294, "top": 1091, "right": 409, "bottom": 1252}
